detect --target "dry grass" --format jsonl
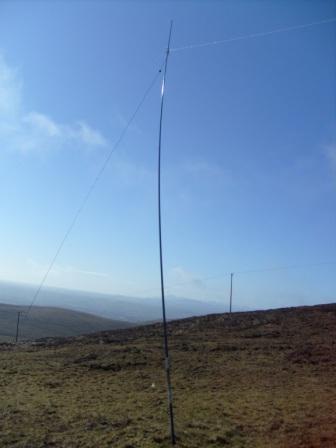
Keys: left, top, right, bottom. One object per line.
{"left": 0, "top": 303, "right": 336, "bottom": 447}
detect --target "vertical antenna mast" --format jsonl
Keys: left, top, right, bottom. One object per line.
{"left": 229, "top": 273, "right": 234, "bottom": 313}
{"left": 157, "top": 20, "right": 176, "bottom": 445}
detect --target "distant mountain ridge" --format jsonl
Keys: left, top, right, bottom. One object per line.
{"left": 0, "top": 302, "right": 132, "bottom": 342}
{"left": 0, "top": 280, "right": 226, "bottom": 323}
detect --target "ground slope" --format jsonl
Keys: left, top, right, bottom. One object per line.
{"left": 0, "top": 303, "right": 335, "bottom": 447}
{"left": 0, "top": 303, "right": 132, "bottom": 342}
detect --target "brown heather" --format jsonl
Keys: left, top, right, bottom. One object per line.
{"left": 0, "top": 303, "right": 335, "bottom": 447}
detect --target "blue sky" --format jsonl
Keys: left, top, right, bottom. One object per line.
{"left": 0, "top": 1, "right": 335, "bottom": 309}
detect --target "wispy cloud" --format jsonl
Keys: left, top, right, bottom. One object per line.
{"left": 60, "top": 265, "right": 109, "bottom": 278}
{"left": 73, "top": 121, "right": 107, "bottom": 146}
{"left": 184, "top": 160, "right": 225, "bottom": 178}
{"left": 27, "top": 258, "right": 109, "bottom": 279}
{"left": 0, "top": 56, "right": 21, "bottom": 117}
{"left": 107, "top": 154, "right": 154, "bottom": 188}
{"left": 0, "top": 54, "right": 107, "bottom": 153}
{"left": 112, "top": 109, "right": 142, "bottom": 135}
{"left": 167, "top": 266, "right": 206, "bottom": 290}
{"left": 182, "top": 159, "right": 234, "bottom": 188}
{"left": 325, "top": 143, "right": 336, "bottom": 175}
{"left": 173, "top": 158, "right": 235, "bottom": 205}
{"left": 23, "top": 112, "right": 61, "bottom": 137}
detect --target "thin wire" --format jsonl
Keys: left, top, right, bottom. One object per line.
{"left": 171, "top": 17, "right": 336, "bottom": 52}
{"left": 235, "top": 260, "right": 336, "bottom": 275}
{"left": 124, "top": 260, "right": 336, "bottom": 297}
{"left": 163, "top": 260, "right": 336, "bottom": 293}
{"left": 172, "top": 260, "right": 336, "bottom": 285}
{"left": 24, "top": 65, "right": 163, "bottom": 318}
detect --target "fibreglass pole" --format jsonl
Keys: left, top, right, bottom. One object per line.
{"left": 157, "top": 20, "right": 176, "bottom": 445}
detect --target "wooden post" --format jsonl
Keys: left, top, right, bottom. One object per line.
{"left": 229, "top": 273, "right": 234, "bottom": 313}
{"left": 15, "top": 311, "right": 22, "bottom": 343}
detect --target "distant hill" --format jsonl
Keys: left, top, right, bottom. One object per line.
{"left": 0, "top": 303, "right": 132, "bottom": 342}
{"left": 0, "top": 280, "right": 226, "bottom": 322}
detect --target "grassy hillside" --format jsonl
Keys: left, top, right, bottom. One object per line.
{"left": 0, "top": 303, "right": 132, "bottom": 342}
{"left": 0, "top": 303, "right": 335, "bottom": 447}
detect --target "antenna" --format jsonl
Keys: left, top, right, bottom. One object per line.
{"left": 157, "top": 20, "right": 176, "bottom": 446}
{"left": 15, "top": 311, "right": 22, "bottom": 343}
{"left": 229, "top": 273, "right": 234, "bottom": 313}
